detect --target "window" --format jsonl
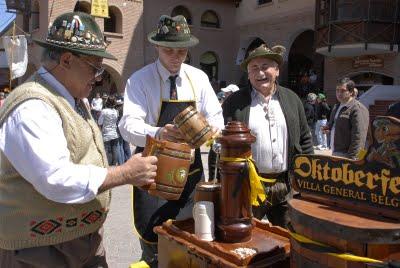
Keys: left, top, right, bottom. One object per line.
{"left": 73, "top": 1, "right": 91, "bottom": 13}
{"left": 104, "top": 6, "right": 122, "bottom": 33}
{"left": 318, "top": 0, "right": 329, "bottom": 26}
{"left": 171, "top": 6, "right": 192, "bottom": 25}
{"left": 200, "top": 52, "right": 218, "bottom": 80}
{"left": 335, "top": 0, "right": 364, "bottom": 20}
{"left": 200, "top": 10, "right": 220, "bottom": 28}
{"left": 258, "top": 0, "right": 273, "bottom": 5}
{"left": 30, "top": 1, "right": 39, "bottom": 31}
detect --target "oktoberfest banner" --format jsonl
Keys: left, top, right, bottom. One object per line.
{"left": 91, "top": 0, "right": 109, "bottom": 18}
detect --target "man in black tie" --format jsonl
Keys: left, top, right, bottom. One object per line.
{"left": 119, "top": 15, "right": 224, "bottom": 267}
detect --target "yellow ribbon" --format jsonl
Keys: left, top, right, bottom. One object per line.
{"left": 357, "top": 148, "right": 368, "bottom": 160}
{"left": 289, "top": 229, "right": 384, "bottom": 264}
{"left": 220, "top": 156, "right": 276, "bottom": 206}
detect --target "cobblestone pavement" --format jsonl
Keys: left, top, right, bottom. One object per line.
{"left": 103, "top": 146, "right": 330, "bottom": 267}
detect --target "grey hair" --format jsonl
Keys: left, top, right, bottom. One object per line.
{"left": 41, "top": 48, "right": 65, "bottom": 64}
{"left": 337, "top": 77, "right": 356, "bottom": 93}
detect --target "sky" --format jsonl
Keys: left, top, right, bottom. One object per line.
{"left": 0, "top": 0, "right": 16, "bottom": 34}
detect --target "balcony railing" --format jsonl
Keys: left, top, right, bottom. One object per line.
{"left": 315, "top": 0, "right": 400, "bottom": 54}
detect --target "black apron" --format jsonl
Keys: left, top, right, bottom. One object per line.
{"left": 133, "top": 99, "right": 203, "bottom": 243}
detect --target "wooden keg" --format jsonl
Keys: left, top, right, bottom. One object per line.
{"left": 289, "top": 198, "right": 400, "bottom": 268}
{"left": 142, "top": 135, "right": 192, "bottom": 200}
{"left": 173, "top": 105, "right": 214, "bottom": 148}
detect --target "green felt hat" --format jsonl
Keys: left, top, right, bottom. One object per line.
{"left": 34, "top": 12, "right": 117, "bottom": 60}
{"left": 147, "top": 15, "right": 199, "bottom": 48}
{"left": 241, "top": 44, "right": 286, "bottom": 71}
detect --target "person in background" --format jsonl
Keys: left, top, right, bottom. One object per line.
{"left": 119, "top": 15, "right": 224, "bottom": 267}
{"left": 324, "top": 77, "right": 369, "bottom": 159}
{"left": 221, "top": 44, "right": 313, "bottom": 228}
{"left": 217, "top": 91, "right": 226, "bottom": 104}
{"left": 0, "top": 12, "right": 157, "bottom": 267}
{"left": 221, "top": 84, "right": 240, "bottom": 99}
{"left": 353, "top": 87, "right": 359, "bottom": 99}
{"left": 115, "top": 97, "right": 131, "bottom": 163}
{"left": 98, "top": 95, "right": 120, "bottom": 165}
{"left": 0, "top": 92, "right": 5, "bottom": 108}
{"left": 315, "top": 93, "right": 330, "bottom": 150}
{"left": 304, "top": 92, "right": 317, "bottom": 146}
{"left": 386, "top": 101, "right": 400, "bottom": 119}
{"left": 90, "top": 92, "right": 103, "bottom": 122}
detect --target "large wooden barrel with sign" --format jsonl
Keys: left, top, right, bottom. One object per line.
{"left": 289, "top": 198, "right": 400, "bottom": 268}
{"left": 289, "top": 116, "right": 400, "bottom": 267}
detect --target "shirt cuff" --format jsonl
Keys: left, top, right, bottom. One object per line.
{"left": 87, "top": 166, "right": 108, "bottom": 197}
{"left": 145, "top": 126, "right": 161, "bottom": 139}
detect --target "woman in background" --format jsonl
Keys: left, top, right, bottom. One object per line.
{"left": 98, "top": 96, "right": 120, "bottom": 165}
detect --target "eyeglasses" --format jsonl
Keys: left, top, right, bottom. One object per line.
{"left": 74, "top": 54, "right": 105, "bottom": 78}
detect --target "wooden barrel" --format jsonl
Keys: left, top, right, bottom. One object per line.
{"left": 173, "top": 105, "right": 213, "bottom": 148}
{"left": 289, "top": 198, "right": 400, "bottom": 268}
{"left": 143, "top": 135, "right": 192, "bottom": 200}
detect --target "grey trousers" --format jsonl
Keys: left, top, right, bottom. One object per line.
{"left": 0, "top": 229, "right": 107, "bottom": 268}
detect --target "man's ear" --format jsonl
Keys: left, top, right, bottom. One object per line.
{"left": 59, "top": 52, "right": 73, "bottom": 70}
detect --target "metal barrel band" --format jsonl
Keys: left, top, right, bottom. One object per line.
{"left": 190, "top": 126, "right": 212, "bottom": 146}
{"left": 287, "top": 224, "right": 399, "bottom": 267}
{"left": 174, "top": 109, "right": 195, "bottom": 128}
{"left": 158, "top": 149, "right": 192, "bottom": 160}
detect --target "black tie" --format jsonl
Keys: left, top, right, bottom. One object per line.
{"left": 169, "top": 75, "right": 178, "bottom": 100}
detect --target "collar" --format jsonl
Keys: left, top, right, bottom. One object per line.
{"left": 251, "top": 86, "right": 278, "bottom": 104}
{"left": 37, "top": 66, "right": 75, "bottom": 107}
{"left": 340, "top": 98, "right": 356, "bottom": 109}
{"left": 156, "top": 59, "right": 183, "bottom": 83}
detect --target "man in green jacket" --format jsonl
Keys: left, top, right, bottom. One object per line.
{"left": 222, "top": 44, "right": 313, "bottom": 227}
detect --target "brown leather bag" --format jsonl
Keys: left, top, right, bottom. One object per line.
{"left": 142, "top": 135, "right": 192, "bottom": 200}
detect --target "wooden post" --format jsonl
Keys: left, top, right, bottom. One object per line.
{"left": 8, "top": 21, "right": 16, "bottom": 91}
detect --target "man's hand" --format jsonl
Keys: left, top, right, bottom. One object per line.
{"left": 121, "top": 153, "right": 157, "bottom": 186}
{"left": 158, "top": 124, "right": 186, "bottom": 143}
{"left": 99, "top": 153, "right": 157, "bottom": 192}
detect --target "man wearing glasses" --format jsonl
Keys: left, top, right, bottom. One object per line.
{"left": 221, "top": 44, "right": 313, "bottom": 228}
{"left": 0, "top": 12, "right": 157, "bottom": 267}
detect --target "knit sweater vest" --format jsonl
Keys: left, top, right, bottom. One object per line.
{"left": 0, "top": 74, "right": 111, "bottom": 250}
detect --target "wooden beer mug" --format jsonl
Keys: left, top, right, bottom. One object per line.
{"left": 173, "top": 106, "right": 214, "bottom": 148}
{"left": 142, "top": 135, "right": 192, "bottom": 200}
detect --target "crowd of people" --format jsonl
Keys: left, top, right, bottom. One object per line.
{"left": 302, "top": 78, "right": 370, "bottom": 159}
{"left": 90, "top": 92, "right": 131, "bottom": 166}
{"left": 0, "top": 10, "right": 397, "bottom": 268}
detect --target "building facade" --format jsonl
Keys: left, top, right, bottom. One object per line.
{"left": 13, "top": 0, "right": 400, "bottom": 103}
{"left": 19, "top": 0, "right": 239, "bottom": 96}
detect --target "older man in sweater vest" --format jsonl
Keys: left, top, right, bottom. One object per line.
{"left": 0, "top": 12, "right": 157, "bottom": 267}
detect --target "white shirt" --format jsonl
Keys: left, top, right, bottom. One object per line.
{"left": 91, "top": 97, "right": 103, "bottom": 111}
{"left": 98, "top": 108, "right": 119, "bottom": 142}
{"left": 119, "top": 59, "right": 224, "bottom": 147}
{"left": 248, "top": 89, "right": 288, "bottom": 173}
{"left": 0, "top": 67, "right": 107, "bottom": 204}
